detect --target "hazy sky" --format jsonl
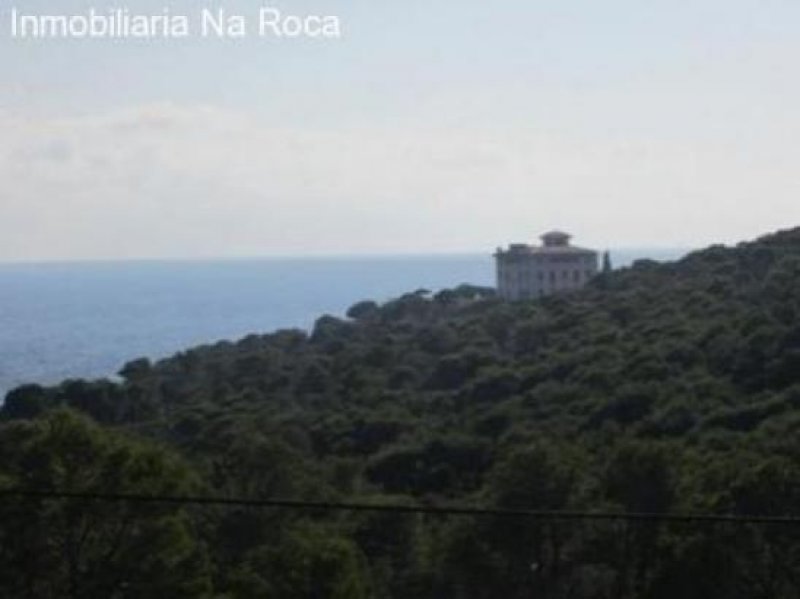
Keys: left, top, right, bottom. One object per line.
{"left": 1, "top": 0, "right": 799, "bottom": 260}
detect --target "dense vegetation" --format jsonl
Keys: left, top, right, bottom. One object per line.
{"left": 3, "top": 228, "right": 800, "bottom": 597}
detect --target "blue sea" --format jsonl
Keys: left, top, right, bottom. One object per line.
{"left": 0, "top": 249, "right": 688, "bottom": 398}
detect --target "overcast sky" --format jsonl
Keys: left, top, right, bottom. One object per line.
{"left": 1, "top": 0, "right": 799, "bottom": 261}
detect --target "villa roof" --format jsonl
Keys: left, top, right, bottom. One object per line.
{"left": 494, "top": 229, "right": 596, "bottom": 257}
{"left": 541, "top": 230, "right": 571, "bottom": 239}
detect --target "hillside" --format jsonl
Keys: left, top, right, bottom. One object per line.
{"left": 2, "top": 228, "right": 800, "bottom": 598}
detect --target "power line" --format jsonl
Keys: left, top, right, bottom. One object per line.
{"left": 2, "top": 489, "right": 799, "bottom": 526}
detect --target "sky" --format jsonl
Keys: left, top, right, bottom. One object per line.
{"left": 1, "top": 0, "right": 799, "bottom": 261}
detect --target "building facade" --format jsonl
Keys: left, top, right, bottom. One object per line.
{"left": 495, "top": 231, "right": 598, "bottom": 300}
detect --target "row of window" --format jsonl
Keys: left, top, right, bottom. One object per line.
{"left": 500, "top": 269, "right": 595, "bottom": 284}
{"left": 498, "top": 255, "right": 596, "bottom": 265}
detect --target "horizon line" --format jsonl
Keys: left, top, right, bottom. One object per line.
{"left": 0, "top": 246, "right": 695, "bottom": 267}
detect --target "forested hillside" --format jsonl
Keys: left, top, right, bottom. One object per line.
{"left": 3, "top": 228, "right": 800, "bottom": 598}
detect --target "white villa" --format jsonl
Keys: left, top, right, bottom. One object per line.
{"left": 494, "top": 231, "right": 599, "bottom": 300}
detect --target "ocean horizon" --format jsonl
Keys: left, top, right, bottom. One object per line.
{"left": 0, "top": 249, "right": 688, "bottom": 398}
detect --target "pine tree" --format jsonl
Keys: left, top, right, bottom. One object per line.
{"left": 602, "top": 250, "right": 613, "bottom": 273}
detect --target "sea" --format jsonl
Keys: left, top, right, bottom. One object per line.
{"left": 0, "top": 249, "right": 688, "bottom": 398}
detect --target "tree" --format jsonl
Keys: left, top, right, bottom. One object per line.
{"left": 2, "top": 384, "right": 50, "bottom": 419}
{"left": 228, "top": 524, "right": 371, "bottom": 599}
{"left": 601, "top": 442, "right": 677, "bottom": 596}
{"left": 603, "top": 251, "right": 613, "bottom": 273}
{"left": 346, "top": 300, "right": 379, "bottom": 321}
{"left": 0, "top": 410, "right": 211, "bottom": 598}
